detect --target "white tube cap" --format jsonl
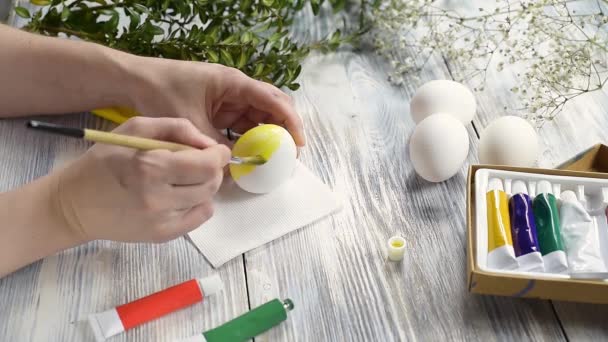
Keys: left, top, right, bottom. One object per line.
{"left": 387, "top": 236, "right": 406, "bottom": 261}
{"left": 488, "top": 178, "right": 504, "bottom": 192}
{"left": 511, "top": 180, "right": 528, "bottom": 195}
{"left": 561, "top": 190, "right": 578, "bottom": 203}
{"left": 577, "top": 185, "right": 586, "bottom": 202}
{"left": 197, "top": 274, "right": 224, "bottom": 297}
{"left": 537, "top": 180, "right": 552, "bottom": 195}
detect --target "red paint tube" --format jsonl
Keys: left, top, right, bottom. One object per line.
{"left": 87, "top": 275, "right": 223, "bottom": 342}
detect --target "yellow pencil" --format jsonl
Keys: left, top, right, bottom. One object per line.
{"left": 91, "top": 107, "right": 138, "bottom": 124}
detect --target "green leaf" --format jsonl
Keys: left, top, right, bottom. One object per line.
{"left": 150, "top": 25, "right": 165, "bottom": 36}
{"left": 241, "top": 31, "right": 253, "bottom": 44}
{"left": 207, "top": 50, "right": 219, "bottom": 63}
{"left": 221, "top": 35, "right": 237, "bottom": 45}
{"left": 127, "top": 9, "right": 140, "bottom": 30}
{"left": 287, "top": 83, "right": 300, "bottom": 91}
{"left": 331, "top": 0, "right": 345, "bottom": 12}
{"left": 237, "top": 50, "right": 247, "bottom": 68}
{"left": 311, "top": 0, "right": 320, "bottom": 15}
{"left": 61, "top": 7, "right": 70, "bottom": 21}
{"left": 293, "top": 65, "right": 302, "bottom": 79}
{"left": 329, "top": 30, "right": 341, "bottom": 44}
{"left": 104, "top": 11, "right": 119, "bottom": 32}
{"left": 220, "top": 49, "right": 234, "bottom": 66}
{"left": 30, "top": 0, "right": 50, "bottom": 5}
{"left": 262, "top": 0, "right": 274, "bottom": 6}
{"left": 133, "top": 3, "right": 150, "bottom": 14}
{"left": 15, "top": 7, "right": 31, "bottom": 19}
{"left": 253, "top": 63, "right": 265, "bottom": 77}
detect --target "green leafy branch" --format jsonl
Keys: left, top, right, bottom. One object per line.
{"left": 15, "top": 0, "right": 370, "bottom": 91}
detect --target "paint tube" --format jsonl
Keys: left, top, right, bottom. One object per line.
{"left": 532, "top": 181, "right": 568, "bottom": 273}
{"left": 559, "top": 191, "right": 608, "bottom": 278}
{"left": 486, "top": 178, "right": 518, "bottom": 270}
{"left": 509, "top": 180, "right": 544, "bottom": 272}
{"left": 88, "top": 275, "right": 223, "bottom": 342}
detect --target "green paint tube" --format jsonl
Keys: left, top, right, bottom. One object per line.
{"left": 176, "top": 298, "right": 294, "bottom": 342}
{"left": 533, "top": 181, "right": 568, "bottom": 273}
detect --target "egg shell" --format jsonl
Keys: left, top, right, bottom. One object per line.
{"left": 409, "top": 113, "right": 470, "bottom": 182}
{"left": 230, "top": 124, "right": 297, "bottom": 194}
{"left": 478, "top": 116, "right": 538, "bottom": 167}
{"left": 410, "top": 80, "right": 476, "bottom": 124}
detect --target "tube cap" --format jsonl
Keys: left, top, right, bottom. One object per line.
{"left": 198, "top": 274, "right": 224, "bottom": 297}
{"left": 537, "top": 180, "right": 552, "bottom": 195}
{"left": 488, "top": 178, "right": 504, "bottom": 192}
{"left": 561, "top": 190, "right": 578, "bottom": 203}
{"left": 387, "top": 236, "right": 406, "bottom": 261}
{"left": 511, "top": 180, "right": 528, "bottom": 195}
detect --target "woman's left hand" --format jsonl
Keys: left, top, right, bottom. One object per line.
{"left": 124, "top": 57, "right": 306, "bottom": 147}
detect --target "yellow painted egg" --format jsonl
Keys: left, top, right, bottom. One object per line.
{"left": 230, "top": 124, "right": 297, "bottom": 194}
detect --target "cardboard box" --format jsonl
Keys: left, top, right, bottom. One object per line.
{"left": 466, "top": 144, "right": 608, "bottom": 304}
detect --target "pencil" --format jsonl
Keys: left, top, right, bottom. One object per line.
{"left": 26, "top": 120, "right": 266, "bottom": 165}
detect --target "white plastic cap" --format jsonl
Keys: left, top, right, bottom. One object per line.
{"left": 553, "top": 184, "right": 561, "bottom": 199}
{"left": 511, "top": 180, "right": 528, "bottom": 195}
{"left": 561, "top": 190, "right": 578, "bottom": 202}
{"left": 528, "top": 181, "right": 536, "bottom": 197}
{"left": 505, "top": 179, "right": 513, "bottom": 195}
{"left": 577, "top": 185, "right": 586, "bottom": 202}
{"left": 197, "top": 274, "right": 224, "bottom": 297}
{"left": 488, "top": 178, "right": 504, "bottom": 192}
{"left": 387, "top": 236, "right": 406, "bottom": 261}
{"left": 537, "top": 180, "right": 552, "bottom": 195}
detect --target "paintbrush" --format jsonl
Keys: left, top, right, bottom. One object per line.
{"left": 26, "top": 120, "right": 266, "bottom": 165}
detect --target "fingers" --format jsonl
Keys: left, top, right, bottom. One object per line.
{"left": 171, "top": 174, "right": 222, "bottom": 210}
{"left": 241, "top": 78, "right": 305, "bottom": 146}
{"left": 178, "top": 202, "right": 215, "bottom": 233}
{"left": 166, "top": 144, "right": 231, "bottom": 185}
{"left": 116, "top": 116, "right": 218, "bottom": 149}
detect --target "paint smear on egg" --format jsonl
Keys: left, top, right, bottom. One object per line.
{"left": 230, "top": 125, "right": 282, "bottom": 180}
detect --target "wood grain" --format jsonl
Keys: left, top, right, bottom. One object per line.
{"left": 244, "top": 5, "right": 566, "bottom": 341}
{"left": 2, "top": 1, "right": 607, "bottom": 341}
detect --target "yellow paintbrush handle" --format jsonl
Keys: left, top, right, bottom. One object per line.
{"left": 84, "top": 129, "right": 194, "bottom": 152}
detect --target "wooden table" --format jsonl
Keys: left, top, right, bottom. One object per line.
{"left": 2, "top": 3, "right": 608, "bottom": 342}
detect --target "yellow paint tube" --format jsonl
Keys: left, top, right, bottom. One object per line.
{"left": 486, "top": 178, "right": 518, "bottom": 270}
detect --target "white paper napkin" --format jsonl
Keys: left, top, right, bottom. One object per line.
{"left": 187, "top": 162, "right": 341, "bottom": 267}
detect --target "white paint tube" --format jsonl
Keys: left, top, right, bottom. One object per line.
{"left": 559, "top": 191, "right": 608, "bottom": 279}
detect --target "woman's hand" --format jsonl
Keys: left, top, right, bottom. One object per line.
{"left": 124, "top": 58, "right": 306, "bottom": 147}
{"left": 56, "top": 116, "right": 230, "bottom": 243}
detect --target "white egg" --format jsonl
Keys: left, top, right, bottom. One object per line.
{"left": 409, "top": 113, "right": 470, "bottom": 182}
{"left": 479, "top": 116, "right": 538, "bottom": 167}
{"left": 230, "top": 124, "right": 297, "bottom": 194}
{"left": 410, "top": 80, "right": 476, "bottom": 124}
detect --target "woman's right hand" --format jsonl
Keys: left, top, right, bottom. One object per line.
{"left": 55, "top": 116, "right": 231, "bottom": 243}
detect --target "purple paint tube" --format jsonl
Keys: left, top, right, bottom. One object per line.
{"left": 509, "top": 180, "right": 544, "bottom": 272}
